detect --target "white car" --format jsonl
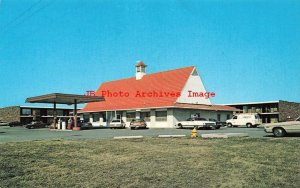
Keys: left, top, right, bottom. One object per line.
{"left": 176, "top": 117, "right": 216, "bottom": 129}
{"left": 226, "top": 114, "right": 260, "bottom": 128}
{"left": 0, "top": 121, "right": 9, "bottom": 126}
{"left": 264, "top": 116, "right": 300, "bottom": 137}
{"left": 109, "top": 119, "right": 126, "bottom": 129}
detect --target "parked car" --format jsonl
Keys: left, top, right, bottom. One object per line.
{"left": 176, "top": 117, "right": 216, "bottom": 129}
{"left": 77, "top": 120, "right": 93, "bottom": 130}
{"left": 208, "top": 118, "right": 223, "bottom": 129}
{"left": 25, "top": 121, "right": 47, "bottom": 129}
{"left": 109, "top": 119, "right": 126, "bottom": 129}
{"left": 130, "top": 119, "right": 147, "bottom": 130}
{"left": 226, "top": 114, "right": 260, "bottom": 128}
{"left": 8, "top": 121, "right": 22, "bottom": 127}
{"left": 0, "top": 121, "right": 9, "bottom": 126}
{"left": 264, "top": 116, "right": 300, "bottom": 137}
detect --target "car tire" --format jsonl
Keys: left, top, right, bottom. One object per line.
{"left": 178, "top": 124, "right": 183, "bottom": 129}
{"left": 130, "top": 127, "right": 135, "bottom": 130}
{"left": 227, "top": 123, "right": 232, "bottom": 127}
{"left": 246, "top": 123, "right": 252, "bottom": 128}
{"left": 273, "top": 128, "right": 286, "bottom": 137}
{"left": 215, "top": 125, "right": 221, "bottom": 129}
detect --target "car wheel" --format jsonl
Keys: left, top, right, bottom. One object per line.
{"left": 178, "top": 124, "right": 183, "bottom": 129}
{"left": 246, "top": 123, "right": 252, "bottom": 128}
{"left": 130, "top": 127, "right": 135, "bottom": 130}
{"left": 215, "top": 125, "right": 221, "bottom": 129}
{"left": 227, "top": 123, "right": 232, "bottom": 127}
{"left": 273, "top": 128, "right": 286, "bottom": 137}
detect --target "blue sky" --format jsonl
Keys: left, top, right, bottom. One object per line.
{"left": 0, "top": 0, "right": 299, "bottom": 107}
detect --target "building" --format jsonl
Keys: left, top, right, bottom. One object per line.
{"left": 0, "top": 106, "right": 80, "bottom": 125}
{"left": 79, "top": 62, "right": 237, "bottom": 128}
{"left": 225, "top": 100, "right": 300, "bottom": 123}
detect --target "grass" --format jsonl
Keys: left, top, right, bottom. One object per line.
{"left": 0, "top": 138, "right": 299, "bottom": 188}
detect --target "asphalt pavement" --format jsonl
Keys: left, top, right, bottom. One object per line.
{"left": 0, "top": 126, "right": 276, "bottom": 143}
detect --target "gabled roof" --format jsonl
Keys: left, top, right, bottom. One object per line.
{"left": 80, "top": 66, "right": 238, "bottom": 113}
{"left": 81, "top": 66, "right": 194, "bottom": 112}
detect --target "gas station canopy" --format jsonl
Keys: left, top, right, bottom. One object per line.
{"left": 26, "top": 93, "right": 104, "bottom": 105}
{"left": 25, "top": 93, "right": 104, "bottom": 131}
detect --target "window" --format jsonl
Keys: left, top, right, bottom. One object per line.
{"left": 21, "top": 108, "right": 31, "bottom": 116}
{"left": 83, "top": 114, "right": 90, "bottom": 123}
{"left": 156, "top": 111, "right": 167, "bottom": 121}
{"left": 126, "top": 112, "right": 136, "bottom": 122}
{"left": 57, "top": 110, "right": 63, "bottom": 116}
{"left": 217, "top": 114, "right": 221, "bottom": 121}
{"left": 226, "top": 114, "right": 231, "bottom": 120}
{"left": 92, "top": 113, "right": 100, "bottom": 122}
{"left": 47, "top": 109, "right": 53, "bottom": 116}
{"left": 140, "top": 112, "right": 150, "bottom": 122}
{"left": 233, "top": 116, "right": 237, "bottom": 119}
{"left": 102, "top": 113, "right": 106, "bottom": 122}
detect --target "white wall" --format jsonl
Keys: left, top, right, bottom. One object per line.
{"left": 176, "top": 68, "right": 211, "bottom": 105}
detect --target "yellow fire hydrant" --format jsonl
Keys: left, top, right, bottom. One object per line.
{"left": 191, "top": 127, "right": 198, "bottom": 138}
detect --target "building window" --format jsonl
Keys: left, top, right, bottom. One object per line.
{"left": 217, "top": 114, "right": 221, "bottom": 121}
{"left": 92, "top": 113, "right": 100, "bottom": 122}
{"left": 226, "top": 114, "right": 231, "bottom": 120}
{"left": 156, "top": 111, "right": 167, "bottom": 121}
{"left": 126, "top": 112, "right": 136, "bottom": 122}
{"left": 102, "top": 113, "right": 106, "bottom": 122}
{"left": 57, "top": 110, "right": 63, "bottom": 116}
{"left": 47, "top": 109, "right": 53, "bottom": 116}
{"left": 21, "top": 108, "right": 31, "bottom": 116}
{"left": 141, "top": 112, "right": 150, "bottom": 122}
{"left": 83, "top": 114, "right": 90, "bottom": 123}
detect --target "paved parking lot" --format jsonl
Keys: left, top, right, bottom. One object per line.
{"left": 0, "top": 126, "right": 279, "bottom": 143}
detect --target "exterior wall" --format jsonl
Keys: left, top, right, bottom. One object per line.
{"left": 279, "top": 100, "right": 300, "bottom": 122}
{"left": 173, "top": 109, "right": 233, "bottom": 125}
{"left": 228, "top": 100, "right": 300, "bottom": 123}
{"left": 86, "top": 108, "right": 234, "bottom": 128}
{"left": 0, "top": 106, "right": 20, "bottom": 122}
{"left": 176, "top": 69, "right": 211, "bottom": 105}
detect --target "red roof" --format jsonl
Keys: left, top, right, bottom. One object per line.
{"left": 174, "top": 103, "right": 238, "bottom": 111}
{"left": 80, "top": 66, "right": 238, "bottom": 113}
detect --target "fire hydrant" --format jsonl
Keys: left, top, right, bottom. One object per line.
{"left": 191, "top": 127, "right": 198, "bottom": 138}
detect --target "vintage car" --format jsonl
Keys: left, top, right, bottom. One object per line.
{"left": 176, "top": 117, "right": 216, "bottom": 129}
{"left": 264, "top": 116, "right": 300, "bottom": 137}
{"left": 25, "top": 121, "right": 48, "bottom": 129}
{"left": 130, "top": 119, "right": 147, "bottom": 130}
{"left": 109, "top": 119, "right": 126, "bottom": 129}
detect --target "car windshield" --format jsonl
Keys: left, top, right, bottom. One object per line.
{"left": 209, "top": 118, "right": 216, "bottom": 121}
{"left": 195, "top": 118, "right": 207, "bottom": 121}
{"left": 133, "top": 119, "right": 144, "bottom": 122}
{"left": 186, "top": 118, "right": 193, "bottom": 121}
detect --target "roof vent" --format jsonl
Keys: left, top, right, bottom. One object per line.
{"left": 136, "top": 60, "right": 147, "bottom": 80}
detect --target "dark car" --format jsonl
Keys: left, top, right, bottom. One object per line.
{"left": 208, "top": 118, "right": 223, "bottom": 129}
{"left": 130, "top": 119, "right": 147, "bottom": 130}
{"left": 25, "top": 121, "right": 47, "bottom": 129}
{"left": 8, "top": 121, "right": 22, "bottom": 127}
{"left": 77, "top": 120, "right": 93, "bottom": 130}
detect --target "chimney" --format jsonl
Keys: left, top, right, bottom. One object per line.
{"left": 135, "top": 60, "right": 147, "bottom": 80}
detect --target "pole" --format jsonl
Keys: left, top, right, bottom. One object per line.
{"left": 73, "top": 99, "right": 80, "bottom": 131}
{"left": 52, "top": 102, "right": 57, "bottom": 129}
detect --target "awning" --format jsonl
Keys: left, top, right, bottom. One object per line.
{"left": 26, "top": 93, "right": 104, "bottom": 105}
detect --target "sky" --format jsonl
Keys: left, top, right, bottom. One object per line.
{"left": 0, "top": 0, "right": 299, "bottom": 108}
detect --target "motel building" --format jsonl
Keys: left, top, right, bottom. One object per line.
{"left": 79, "top": 61, "right": 237, "bottom": 128}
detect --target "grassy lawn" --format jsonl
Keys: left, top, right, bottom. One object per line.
{"left": 0, "top": 138, "right": 299, "bottom": 188}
